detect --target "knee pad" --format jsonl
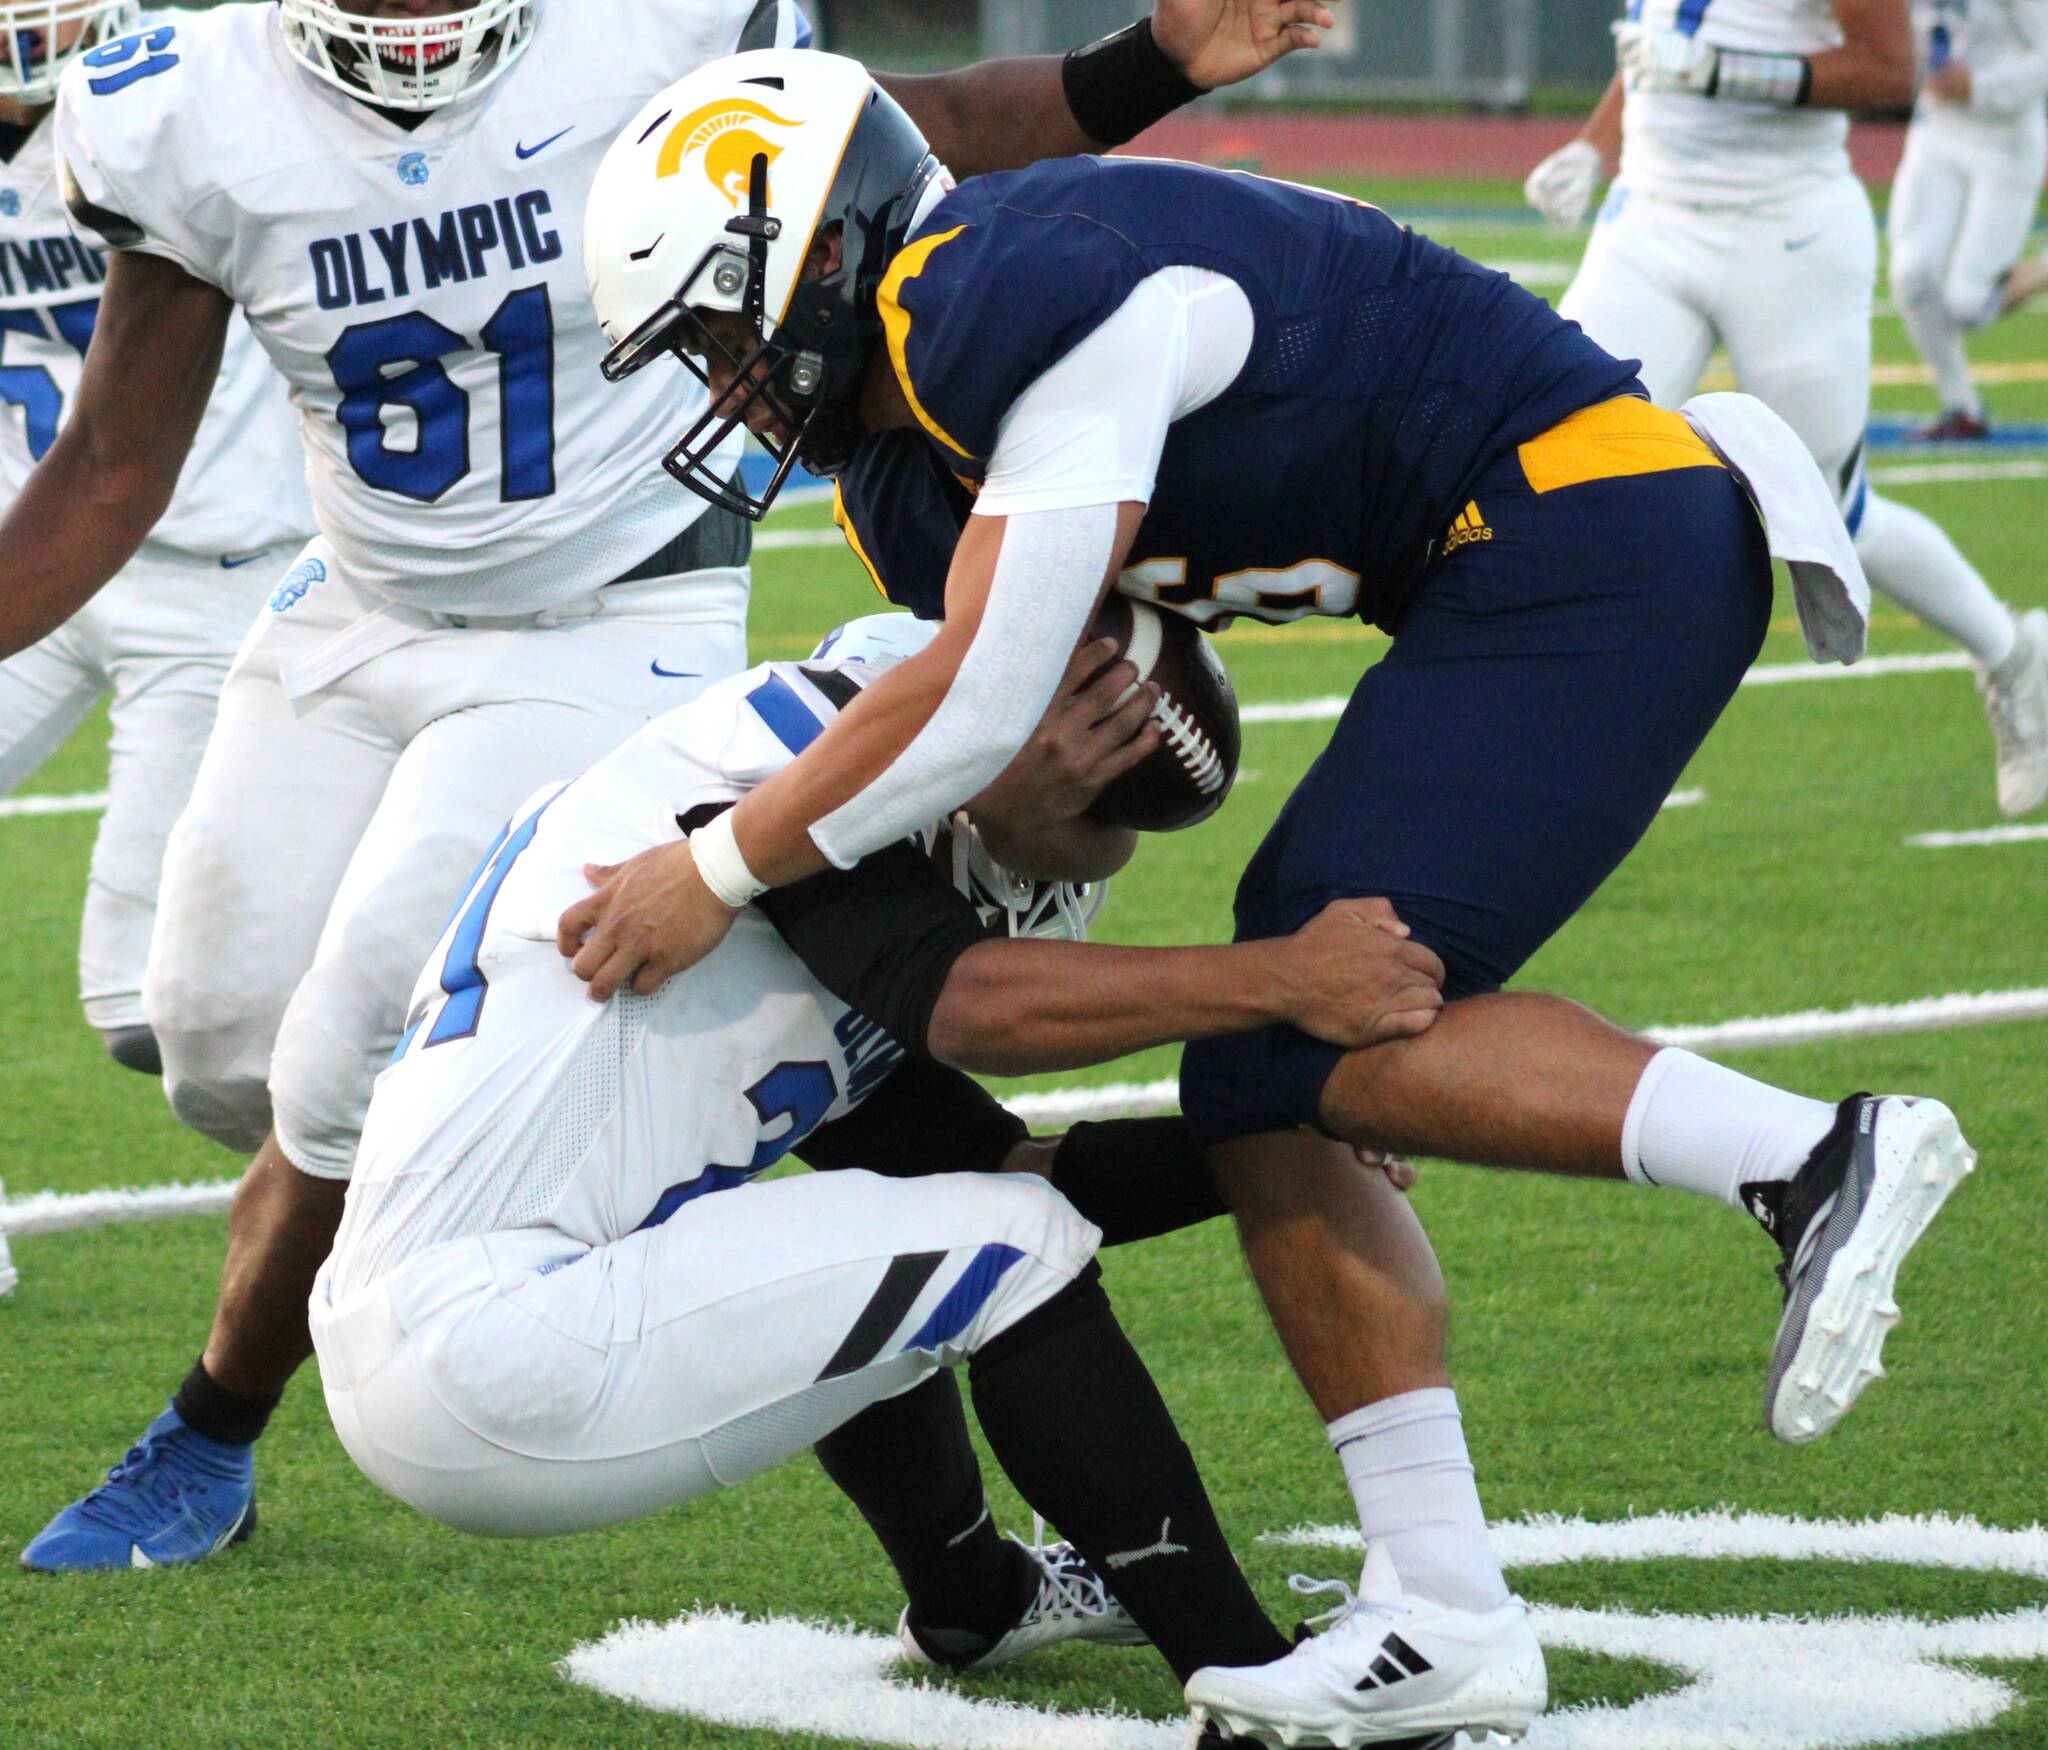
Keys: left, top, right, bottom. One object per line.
{"left": 1887, "top": 254, "right": 1941, "bottom": 309}
{"left": 162, "top": 1067, "right": 274, "bottom": 1154}
{"left": 1944, "top": 278, "right": 2002, "bottom": 331}
{"left": 100, "top": 1025, "right": 164, "bottom": 1077}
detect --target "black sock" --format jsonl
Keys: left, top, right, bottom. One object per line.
{"left": 172, "top": 1357, "right": 280, "bottom": 1447}
{"left": 1050, "top": 1118, "right": 1229, "bottom": 1245}
{"left": 969, "top": 1270, "right": 1289, "bottom": 1682}
{"left": 814, "top": 1372, "right": 1033, "bottom": 1645}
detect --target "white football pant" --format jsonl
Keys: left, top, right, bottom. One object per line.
{"left": 0, "top": 542, "right": 281, "bottom": 1032}
{"left": 1562, "top": 177, "right": 2019, "bottom": 667}
{"left": 312, "top": 1169, "right": 1098, "bottom": 1537}
{"left": 1888, "top": 108, "right": 2048, "bottom": 417}
{"left": 142, "top": 540, "right": 748, "bottom": 1176}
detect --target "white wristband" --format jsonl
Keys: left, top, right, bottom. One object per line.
{"left": 690, "top": 809, "right": 768, "bottom": 909}
{"left": 1715, "top": 50, "right": 1809, "bottom": 107}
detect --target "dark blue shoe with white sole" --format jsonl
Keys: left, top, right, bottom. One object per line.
{"left": 21, "top": 1405, "right": 256, "bottom": 1571}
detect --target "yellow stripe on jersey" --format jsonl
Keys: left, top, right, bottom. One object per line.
{"left": 876, "top": 225, "right": 977, "bottom": 461}
{"left": 1517, "top": 396, "right": 1726, "bottom": 495}
{"left": 831, "top": 482, "right": 890, "bottom": 599}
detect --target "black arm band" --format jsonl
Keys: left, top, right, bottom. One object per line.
{"left": 738, "top": 815, "right": 990, "bottom": 1062}
{"left": 1062, "top": 19, "right": 1207, "bottom": 149}
{"left": 1050, "top": 1117, "right": 1229, "bottom": 1246}
{"left": 796, "top": 1059, "right": 1029, "bottom": 1179}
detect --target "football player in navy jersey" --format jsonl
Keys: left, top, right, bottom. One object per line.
{"left": 577, "top": 50, "right": 1979, "bottom": 1748}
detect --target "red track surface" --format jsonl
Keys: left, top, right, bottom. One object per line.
{"left": 1125, "top": 110, "right": 1914, "bottom": 184}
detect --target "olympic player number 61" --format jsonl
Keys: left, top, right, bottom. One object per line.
{"left": 328, "top": 285, "right": 558, "bottom": 504}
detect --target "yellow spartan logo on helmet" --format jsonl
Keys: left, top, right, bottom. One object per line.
{"left": 656, "top": 99, "right": 801, "bottom": 207}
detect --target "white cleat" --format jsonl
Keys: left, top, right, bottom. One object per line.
{"left": 1752, "top": 1095, "right": 1975, "bottom": 1445}
{"left": 1185, "top": 1545, "right": 1546, "bottom": 1749}
{"left": 896, "top": 1517, "right": 1147, "bottom": 1672}
{"left": 1978, "top": 607, "right": 2048, "bottom": 817}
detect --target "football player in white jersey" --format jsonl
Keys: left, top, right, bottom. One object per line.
{"left": 310, "top": 614, "right": 1438, "bottom": 1714}
{"left": 0, "top": 1, "right": 309, "bottom": 1074}
{"left": 8, "top": 0, "right": 1349, "bottom": 1572}
{"left": 1525, "top": 0, "right": 2048, "bottom": 816}
{"left": 1889, "top": 0, "right": 2048, "bottom": 438}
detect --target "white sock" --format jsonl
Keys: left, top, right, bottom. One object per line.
{"left": 1856, "top": 491, "right": 2018, "bottom": 669}
{"left": 1893, "top": 282, "right": 1982, "bottom": 417}
{"left": 1327, "top": 1389, "right": 1509, "bottom": 1614}
{"left": 1619, "top": 1047, "right": 1836, "bottom": 1206}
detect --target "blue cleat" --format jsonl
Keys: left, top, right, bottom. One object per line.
{"left": 21, "top": 1405, "right": 256, "bottom": 1571}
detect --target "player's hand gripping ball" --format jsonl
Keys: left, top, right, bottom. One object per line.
{"left": 1083, "top": 597, "right": 1241, "bottom": 831}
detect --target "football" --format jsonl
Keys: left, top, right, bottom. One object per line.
{"left": 1084, "top": 596, "right": 1242, "bottom": 832}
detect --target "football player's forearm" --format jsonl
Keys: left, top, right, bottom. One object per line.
{"left": 928, "top": 937, "right": 1296, "bottom": 1076}
{"left": 1803, "top": 37, "right": 1917, "bottom": 107}
{"left": 1580, "top": 72, "right": 1626, "bottom": 170}
{"left": 876, "top": 60, "right": 1091, "bottom": 180}
{"left": 1813, "top": 0, "right": 1916, "bottom": 107}
{"left": 0, "top": 431, "right": 170, "bottom": 657}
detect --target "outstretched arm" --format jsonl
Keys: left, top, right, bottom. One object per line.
{"left": 879, "top": 0, "right": 1341, "bottom": 178}
{"left": 0, "top": 251, "right": 229, "bottom": 659}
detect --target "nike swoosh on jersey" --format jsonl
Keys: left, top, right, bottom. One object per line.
{"left": 516, "top": 127, "right": 574, "bottom": 160}
{"left": 218, "top": 553, "right": 268, "bottom": 569}
{"left": 1784, "top": 233, "right": 1825, "bottom": 251}
{"left": 650, "top": 661, "right": 700, "bottom": 678}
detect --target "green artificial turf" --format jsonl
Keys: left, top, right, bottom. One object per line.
{"left": 3, "top": 181, "right": 2043, "bottom": 1748}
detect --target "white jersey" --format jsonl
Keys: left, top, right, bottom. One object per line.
{"left": 54, "top": 0, "right": 805, "bottom": 614}
{"left": 1620, "top": 0, "right": 1853, "bottom": 206}
{"left": 0, "top": 106, "right": 307, "bottom": 557}
{"left": 1912, "top": 0, "right": 2048, "bottom": 126}
{"left": 329, "top": 655, "right": 905, "bottom": 1298}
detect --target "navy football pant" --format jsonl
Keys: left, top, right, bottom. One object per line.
{"left": 1180, "top": 448, "right": 1772, "bottom": 1145}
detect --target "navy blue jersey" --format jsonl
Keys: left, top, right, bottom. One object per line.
{"left": 846, "top": 156, "right": 1642, "bottom": 630}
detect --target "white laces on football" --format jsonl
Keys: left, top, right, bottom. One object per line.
{"left": 1012, "top": 1517, "right": 1118, "bottom": 1621}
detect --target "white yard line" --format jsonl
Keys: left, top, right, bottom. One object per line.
{"left": 6, "top": 654, "right": 1965, "bottom": 829}
{"left": 17, "top": 985, "right": 2030, "bottom": 1240}
{"left": 1870, "top": 458, "right": 2048, "bottom": 486}
{"left": 8, "top": 984, "right": 2044, "bottom": 1236}
{"left": 1239, "top": 652, "right": 1973, "bottom": 727}
{"left": 4, "top": 1178, "right": 237, "bottom": 1238}
{"left": 1909, "top": 824, "right": 2048, "bottom": 848}
{"left": 0, "top": 790, "right": 108, "bottom": 819}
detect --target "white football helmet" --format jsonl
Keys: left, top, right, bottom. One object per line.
{"left": 586, "top": 49, "right": 938, "bottom": 517}
{"left": 277, "top": 0, "right": 536, "bottom": 111}
{"left": 806, "top": 615, "right": 1110, "bottom": 943}
{"left": 0, "top": 0, "right": 137, "bottom": 103}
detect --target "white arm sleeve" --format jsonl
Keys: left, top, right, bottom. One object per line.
{"left": 972, "top": 265, "right": 1254, "bottom": 517}
{"left": 809, "top": 502, "right": 1118, "bottom": 869}
{"left": 807, "top": 267, "right": 1250, "bottom": 869}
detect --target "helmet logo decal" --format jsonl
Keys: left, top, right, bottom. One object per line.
{"left": 656, "top": 99, "right": 801, "bottom": 207}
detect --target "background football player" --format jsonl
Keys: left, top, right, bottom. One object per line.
{"left": 0, "top": 0, "right": 308, "bottom": 1075}
{"left": 1888, "top": 0, "right": 2048, "bottom": 439}
{"left": 1524, "top": 0, "right": 2048, "bottom": 817}
{"left": 573, "top": 50, "right": 1978, "bottom": 1748}
{"left": 10, "top": 0, "right": 1349, "bottom": 1573}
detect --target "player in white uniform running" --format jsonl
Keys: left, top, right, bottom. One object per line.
{"left": 9, "top": 0, "right": 1349, "bottom": 1571}
{"left": 0, "top": 2, "right": 307, "bottom": 1075}
{"left": 312, "top": 614, "right": 1435, "bottom": 1720}
{"left": 1890, "top": 0, "right": 2048, "bottom": 438}
{"left": 1525, "top": 0, "right": 2048, "bottom": 817}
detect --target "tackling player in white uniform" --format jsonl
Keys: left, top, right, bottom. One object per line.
{"left": 1525, "top": 0, "right": 2048, "bottom": 817}
{"left": 1889, "top": 0, "right": 2048, "bottom": 437}
{"left": 9, "top": 0, "right": 1352, "bottom": 1572}
{"left": 0, "top": 2, "right": 307, "bottom": 1074}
